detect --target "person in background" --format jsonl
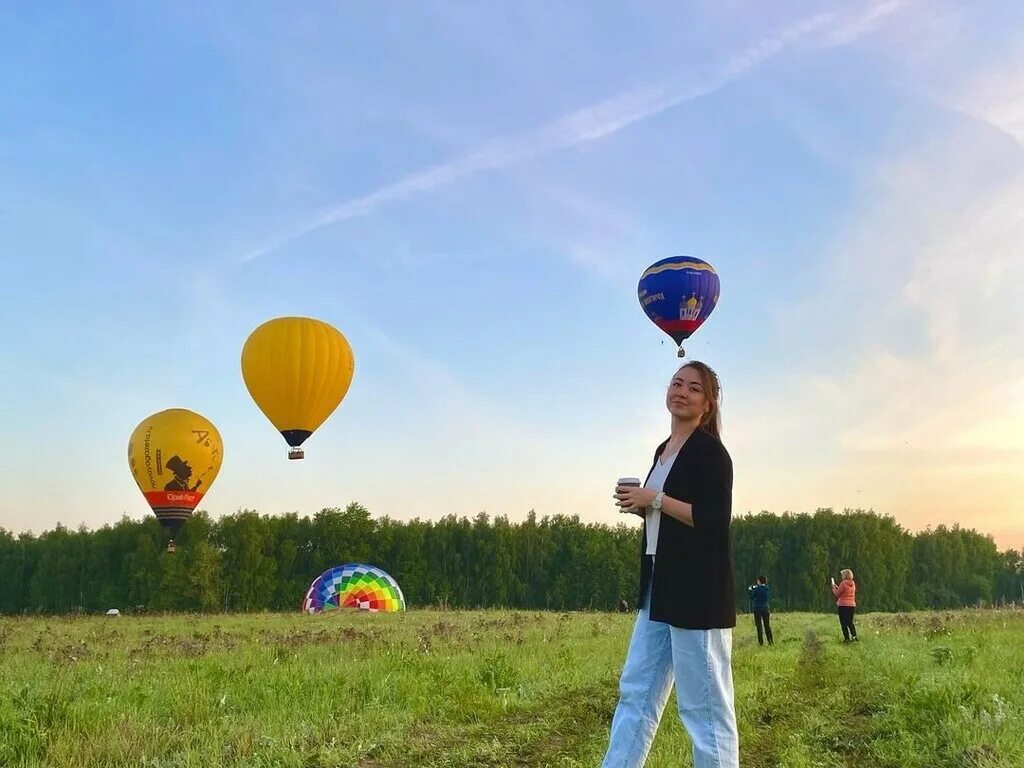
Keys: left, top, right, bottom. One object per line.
{"left": 830, "top": 568, "right": 858, "bottom": 642}
{"left": 747, "top": 576, "right": 773, "bottom": 646}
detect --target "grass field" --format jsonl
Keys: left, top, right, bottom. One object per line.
{"left": 1, "top": 608, "right": 1022, "bottom": 767}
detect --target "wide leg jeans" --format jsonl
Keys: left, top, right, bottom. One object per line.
{"left": 601, "top": 589, "right": 738, "bottom": 768}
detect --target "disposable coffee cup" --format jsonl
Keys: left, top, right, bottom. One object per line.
{"left": 616, "top": 477, "right": 641, "bottom": 513}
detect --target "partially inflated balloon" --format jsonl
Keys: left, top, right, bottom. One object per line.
{"left": 302, "top": 564, "right": 406, "bottom": 613}
{"left": 241, "top": 317, "right": 355, "bottom": 459}
{"left": 128, "top": 409, "right": 223, "bottom": 535}
{"left": 637, "top": 256, "right": 720, "bottom": 356}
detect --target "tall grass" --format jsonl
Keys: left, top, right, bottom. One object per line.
{"left": 0, "top": 609, "right": 1022, "bottom": 766}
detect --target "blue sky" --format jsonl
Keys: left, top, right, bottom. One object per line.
{"left": 2, "top": 1, "right": 1022, "bottom": 549}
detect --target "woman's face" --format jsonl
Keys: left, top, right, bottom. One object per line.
{"left": 666, "top": 366, "right": 708, "bottom": 422}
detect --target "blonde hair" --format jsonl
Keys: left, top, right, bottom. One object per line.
{"left": 841, "top": 568, "right": 854, "bottom": 580}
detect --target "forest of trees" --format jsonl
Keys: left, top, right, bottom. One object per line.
{"left": 0, "top": 505, "right": 1020, "bottom": 615}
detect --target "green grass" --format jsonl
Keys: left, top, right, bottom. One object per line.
{"left": 0, "top": 609, "right": 1022, "bottom": 766}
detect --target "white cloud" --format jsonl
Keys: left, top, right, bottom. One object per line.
{"left": 953, "top": 60, "right": 1024, "bottom": 147}
{"left": 817, "top": 0, "right": 911, "bottom": 47}
{"left": 238, "top": 1, "right": 906, "bottom": 264}
{"left": 731, "top": 95, "right": 1024, "bottom": 547}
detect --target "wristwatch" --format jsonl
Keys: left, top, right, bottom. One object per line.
{"left": 652, "top": 492, "right": 664, "bottom": 512}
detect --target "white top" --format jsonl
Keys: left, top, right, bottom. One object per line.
{"left": 644, "top": 449, "right": 679, "bottom": 555}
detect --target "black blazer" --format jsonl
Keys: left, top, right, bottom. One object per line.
{"left": 639, "top": 427, "right": 736, "bottom": 629}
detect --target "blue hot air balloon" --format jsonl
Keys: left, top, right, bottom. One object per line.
{"left": 637, "top": 256, "right": 720, "bottom": 357}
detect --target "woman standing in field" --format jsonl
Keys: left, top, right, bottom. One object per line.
{"left": 831, "top": 569, "right": 858, "bottom": 642}
{"left": 602, "top": 362, "right": 738, "bottom": 768}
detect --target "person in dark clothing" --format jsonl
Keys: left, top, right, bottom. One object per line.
{"left": 747, "top": 576, "right": 773, "bottom": 646}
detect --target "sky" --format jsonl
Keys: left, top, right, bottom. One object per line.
{"left": 1, "top": 1, "right": 1022, "bottom": 550}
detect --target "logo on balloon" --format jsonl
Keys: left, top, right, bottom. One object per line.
{"left": 680, "top": 295, "right": 703, "bottom": 321}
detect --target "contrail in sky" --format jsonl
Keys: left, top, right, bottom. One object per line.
{"left": 239, "top": 1, "right": 908, "bottom": 264}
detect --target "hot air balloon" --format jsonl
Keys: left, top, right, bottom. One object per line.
{"left": 128, "top": 408, "right": 223, "bottom": 552}
{"left": 241, "top": 317, "right": 355, "bottom": 460}
{"left": 637, "top": 256, "right": 720, "bottom": 357}
{"left": 302, "top": 564, "right": 406, "bottom": 613}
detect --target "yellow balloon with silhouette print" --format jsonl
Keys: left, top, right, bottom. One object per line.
{"left": 127, "top": 408, "right": 223, "bottom": 535}
{"left": 241, "top": 317, "right": 355, "bottom": 460}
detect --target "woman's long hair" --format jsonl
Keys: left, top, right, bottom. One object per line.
{"left": 681, "top": 360, "right": 723, "bottom": 439}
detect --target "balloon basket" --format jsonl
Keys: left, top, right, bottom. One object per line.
{"left": 166, "top": 540, "right": 177, "bottom": 554}
{"left": 677, "top": 344, "right": 686, "bottom": 359}
{"left": 288, "top": 448, "right": 305, "bottom": 460}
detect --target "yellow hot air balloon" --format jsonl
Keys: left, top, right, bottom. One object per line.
{"left": 128, "top": 408, "right": 223, "bottom": 550}
{"left": 241, "top": 317, "right": 355, "bottom": 459}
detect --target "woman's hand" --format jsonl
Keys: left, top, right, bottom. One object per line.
{"left": 614, "top": 485, "right": 657, "bottom": 516}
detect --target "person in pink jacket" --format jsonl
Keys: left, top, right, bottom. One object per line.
{"left": 830, "top": 569, "right": 858, "bottom": 642}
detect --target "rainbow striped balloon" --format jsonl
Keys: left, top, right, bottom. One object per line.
{"left": 301, "top": 563, "right": 406, "bottom": 613}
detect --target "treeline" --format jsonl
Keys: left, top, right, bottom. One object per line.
{"left": 0, "top": 505, "right": 1020, "bottom": 615}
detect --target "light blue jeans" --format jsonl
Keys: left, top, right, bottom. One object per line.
{"left": 601, "top": 587, "right": 739, "bottom": 768}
